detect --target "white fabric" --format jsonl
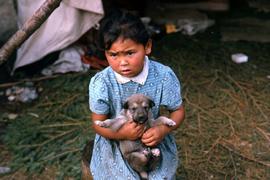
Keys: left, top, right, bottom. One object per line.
{"left": 13, "top": 0, "right": 104, "bottom": 71}
{"left": 41, "top": 45, "right": 89, "bottom": 76}
{"left": 114, "top": 56, "right": 149, "bottom": 85}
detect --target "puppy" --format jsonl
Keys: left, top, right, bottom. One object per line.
{"left": 95, "top": 94, "right": 176, "bottom": 179}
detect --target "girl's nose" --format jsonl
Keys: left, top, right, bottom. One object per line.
{"left": 119, "top": 58, "right": 128, "bottom": 66}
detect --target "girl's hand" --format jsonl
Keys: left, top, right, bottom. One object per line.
{"left": 118, "top": 121, "right": 145, "bottom": 140}
{"left": 141, "top": 125, "right": 168, "bottom": 147}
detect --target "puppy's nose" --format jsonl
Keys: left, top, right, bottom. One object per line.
{"left": 136, "top": 115, "right": 148, "bottom": 124}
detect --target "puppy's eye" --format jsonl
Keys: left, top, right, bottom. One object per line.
{"left": 131, "top": 107, "right": 136, "bottom": 112}
{"left": 144, "top": 107, "right": 149, "bottom": 111}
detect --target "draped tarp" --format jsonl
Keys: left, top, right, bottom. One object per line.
{"left": 13, "top": 0, "right": 104, "bottom": 72}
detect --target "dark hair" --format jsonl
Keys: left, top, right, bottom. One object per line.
{"left": 98, "top": 10, "right": 150, "bottom": 50}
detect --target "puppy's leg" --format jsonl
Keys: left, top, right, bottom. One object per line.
{"left": 152, "top": 116, "right": 176, "bottom": 127}
{"left": 95, "top": 119, "right": 114, "bottom": 127}
{"left": 95, "top": 115, "right": 127, "bottom": 131}
{"left": 110, "top": 116, "right": 128, "bottom": 131}
{"left": 140, "top": 172, "right": 148, "bottom": 180}
{"left": 148, "top": 148, "right": 161, "bottom": 172}
{"left": 125, "top": 152, "right": 149, "bottom": 179}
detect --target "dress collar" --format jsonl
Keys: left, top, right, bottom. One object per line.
{"left": 114, "top": 56, "right": 149, "bottom": 85}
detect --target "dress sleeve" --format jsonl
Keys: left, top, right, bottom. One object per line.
{"left": 161, "top": 67, "right": 183, "bottom": 111}
{"left": 89, "top": 73, "right": 110, "bottom": 115}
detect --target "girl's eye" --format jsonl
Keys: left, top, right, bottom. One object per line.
{"left": 107, "top": 52, "right": 117, "bottom": 58}
{"left": 110, "top": 53, "right": 117, "bottom": 57}
{"left": 127, "top": 51, "right": 134, "bottom": 56}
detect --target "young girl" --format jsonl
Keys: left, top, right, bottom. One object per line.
{"left": 89, "top": 10, "right": 185, "bottom": 179}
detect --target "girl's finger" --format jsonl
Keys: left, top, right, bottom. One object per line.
{"left": 138, "top": 130, "right": 144, "bottom": 137}
{"left": 143, "top": 128, "right": 154, "bottom": 137}
{"left": 142, "top": 133, "right": 153, "bottom": 143}
{"left": 143, "top": 138, "right": 156, "bottom": 146}
{"left": 141, "top": 137, "right": 150, "bottom": 144}
{"left": 135, "top": 124, "right": 144, "bottom": 131}
{"left": 146, "top": 141, "right": 157, "bottom": 147}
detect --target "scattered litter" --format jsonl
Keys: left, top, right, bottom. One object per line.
{"left": 0, "top": 166, "right": 11, "bottom": 174}
{"left": 38, "top": 87, "right": 43, "bottom": 92}
{"left": 146, "top": 8, "right": 215, "bottom": 36}
{"left": 141, "top": 17, "right": 151, "bottom": 24}
{"left": 5, "top": 83, "right": 38, "bottom": 103}
{"left": 182, "top": 19, "right": 215, "bottom": 35}
{"left": 0, "top": 91, "right": 4, "bottom": 96}
{"left": 141, "top": 17, "right": 163, "bottom": 38}
{"left": 165, "top": 19, "right": 215, "bottom": 35}
{"left": 231, "top": 53, "right": 249, "bottom": 64}
{"left": 28, "top": 112, "right": 39, "bottom": 118}
{"left": 5, "top": 88, "right": 12, "bottom": 96}
{"left": 8, "top": 113, "right": 18, "bottom": 120}
{"left": 165, "top": 23, "right": 179, "bottom": 34}
{"left": 7, "top": 95, "right": 16, "bottom": 101}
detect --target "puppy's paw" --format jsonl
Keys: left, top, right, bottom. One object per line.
{"left": 151, "top": 148, "right": 160, "bottom": 157}
{"left": 167, "top": 120, "right": 176, "bottom": 127}
{"left": 142, "top": 149, "right": 150, "bottom": 156}
{"left": 95, "top": 120, "right": 105, "bottom": 127}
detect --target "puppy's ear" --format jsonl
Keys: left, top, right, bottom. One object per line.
{"left": 149, "top": 99, "right": 155, "bottom": 108}
{"left": 123, "top": 101, "right": 129, "bottom": 109}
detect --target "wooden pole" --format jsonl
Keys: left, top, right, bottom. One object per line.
{"left": 0, "top": 0, "right": 63, "bottom": 66}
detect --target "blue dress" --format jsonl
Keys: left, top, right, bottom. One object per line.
{"left": 89, "top": 58, "right": 183, "bottom": 180}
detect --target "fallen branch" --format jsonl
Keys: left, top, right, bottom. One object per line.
{"left": 0, "top": 0, "right": 62, "bottom": 65}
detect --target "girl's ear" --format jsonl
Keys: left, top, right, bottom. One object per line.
{"left": 145, "top": 39, "right": 152, "bottom": 55}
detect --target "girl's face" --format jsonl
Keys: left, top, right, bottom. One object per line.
{"left": 105, "top": 37, "right": 152, "bottom": 78}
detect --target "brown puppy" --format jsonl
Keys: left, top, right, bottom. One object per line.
{"left": 95, "top": 94, "right": 176, "bottom": 179}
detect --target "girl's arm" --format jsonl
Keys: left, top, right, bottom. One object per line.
{"left": 91, "top": 112, "right": 145, "bottom": 140}
{"left": 141, "top": 105, "right": 185, "bottom": 146}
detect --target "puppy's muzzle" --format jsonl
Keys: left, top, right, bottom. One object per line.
{"left": 134, "top": 115, "right": 148, "bottom": 124}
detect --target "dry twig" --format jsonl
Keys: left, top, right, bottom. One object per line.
{"left": 218, "top": 109, "right": 235, "bottom": 134}
{"left": 256, "top": 127, "right": 270, "bottom": 143}
{"left": 204, "top": 136, "right": 222, "bottom": 156}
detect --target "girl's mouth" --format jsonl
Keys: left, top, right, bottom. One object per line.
{"left": 121, "top": 69, "right": 132, "bottom": 74}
